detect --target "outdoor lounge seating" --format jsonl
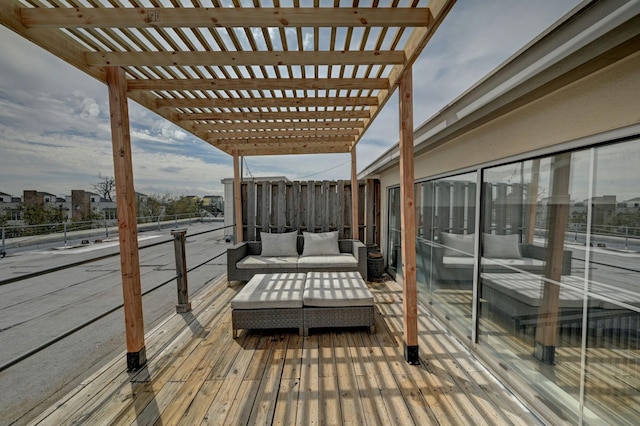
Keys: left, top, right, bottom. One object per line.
{"left": 431, "top": 233, "right": 572, "bottom": 284}
{"left": 231, "top": 271, "right": 375, "bottom": 337}
{"left": 227, "top": 231, "right": 367, "bottom": 282}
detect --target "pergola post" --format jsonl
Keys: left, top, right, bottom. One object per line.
{"left": 106, "top": 66, "right": 146, "bottom": 371}
{"left": 351, "top": 147, "right": 359, "bottom": 240}
{"left": 535, "top": 153, "right": 571, "bottom": 364}
{"left": 399, "top": 67, "right": 419, "bottom": 365}
{"left": 233, "top": 151, "right": 243, "bottom": 243}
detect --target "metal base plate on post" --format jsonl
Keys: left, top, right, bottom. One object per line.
{"left": 176, "top": 302, "right": 192, "bottom": 313}
{"left": 126, "top": 347, "right": 147, "bottom": 371}
{"left": 534, "top": 342, "right": 556, "bottom": 365}
{"left": 404, "top": 343, "right": 420, "bottom": 365}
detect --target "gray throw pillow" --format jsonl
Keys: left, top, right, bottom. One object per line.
{"left": 260, "top": 231, "right": 299, "bottom": 257}
{"left": 482, "top": 233, "right": 522, "bottom": 258}
{"left": 301, "top": 231, "right": 340, "bottom": 256}
{"left": 440, "top": 232, "right": 475, "bottom": 257}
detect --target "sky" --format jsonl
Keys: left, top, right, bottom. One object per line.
{"left": 0, "top": 0, "right": 582, "bottom": 199}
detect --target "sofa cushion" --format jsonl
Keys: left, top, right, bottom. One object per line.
{"left": 297, "top": 254, "right": 357, "bottom": 269}
{"left": 231, "top": 273, "right": 305, "bottom": 309}
{"left": 237, "top": 255, "right": 299, "bottom": 269}
{"left": 303, "top": 271, "right": 374, "bottom": 307}
{"left": 260, "top": 231, "right": 299, "bottom": 257}
{"left": 442, "top": 256, "right": 545, "bottom": 273}
{"left": 441, "top": 232, "right": 474, "bottom": 257}
{"left": 301, "top": 231, "right": 340, "bottom": 256}
{"left": 483, "top": 233, "right": 522, "bottom": 258}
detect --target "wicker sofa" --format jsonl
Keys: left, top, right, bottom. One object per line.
{"left": 227, "top": 231, "right": 367, "bottom": 282}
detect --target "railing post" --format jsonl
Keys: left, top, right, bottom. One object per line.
{"left": 105, "top": 218, "right": 109, "bottom": 239}
{"left": 64, "top": 222, "right": 68, "bottom": 248}
{"left": 1, "top": 227, "right": 5, "bottom": 257}
{"left": 625, "top": 226, "right": 629, "bottom": 250}
{"left": 171, "top": 229, "right": 191, "bottom": 313}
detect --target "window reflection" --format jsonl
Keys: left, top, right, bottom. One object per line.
{"left": 388, "top": 139, "right": 640, "bottom": 423}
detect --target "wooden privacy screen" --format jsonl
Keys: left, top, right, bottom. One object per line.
{"left": 240, "top": 179, "right": 380, "bottom": 244}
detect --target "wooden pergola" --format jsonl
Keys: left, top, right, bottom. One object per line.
{"left": 1, "top": 0, "right": 455, "bottom": 368}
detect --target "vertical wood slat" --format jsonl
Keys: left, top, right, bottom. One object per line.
{"left": 327, "top": 182, "right": 336, "bottom": 231}
{"left": 525, "top": 159, "right": 541, "bottom": 244}
{"left": 467, "top": 182, "right": 477, "bottom": 235}
{"left": 344, "top": 182, "right": 352, "bottom": 237}
{"left": 300, "top": 182, "right": 308, "bottom": 232}
{"left": 233, "top": 152, "right": 243, "bottom": 243}
{"left": 337, "top": 181, "right": 345, "bottom": 238}
{"left": 398, "top": 67, "right": 418, "bottom": 361}
{"left": 292, "top": 181, "right": 300, "bottom": 233}
{"left": 307, "top": 181, "right": 316, "bottom": 233}
{"left": 482, "top": 182, "right": 493, "bottom": 233}
{"left": 256, "top": 183, "right": 263, "bottom": 234}
{"left": 509, "top": 183, "right": 524, "bottom": 238}
{"left": 278, "top": 181, "right": 286, "bottom": 233}
{"left": 437, "top": 182, "right": 451, "bottom": 234}
{"left": 351, "top": 148, "right": 359, "bottom": 240}
{"left": 374, "top": 179, "right": 381, "bottom": 247}
{"left": 422, "top": 182, "right": 434, "bottom": 240}
{"left": 270, "top": 182, "right": 278, "bottom": 233}
{"left": 358, "top": 182, "right": 365, "bottom": 241}
{"left": 106, "top": 66, "right": 145, "bottom": 367}
{"left": 322, "top": 181, "right": 330, "bottom": 232}
{"left": 261, "top": 181, "right": 270, "bottom": 235}
{"left": 246, "top": 181, "right": 256, "bottom": 241}
{"left": 366, "top": 179, "right": 375, "bottom": 244}
{"left": 495, "top": 183, "right": 508, "bottom": 235}
{"left": 241, "top": 182, "right": 248, "bottom": 240}
{"left": 452, "top": 182, "right": 465, "bottom": 234}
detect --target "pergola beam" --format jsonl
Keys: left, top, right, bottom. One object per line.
{"left": 87, "top": 50, "right": 405, "bottom": 67}
{"left": 182, "top": 110, "right": 369, "bottom": 122}
{"left": 155, "top": 96, "right": 379, "bottom": 109}
{"left": 203, "top": 128, "right": 359, "bottom": 139}
{"left": 127, "top": 78, "right": 388, "bottom": 92}
{"left": 208, "top": 135, "right": 354, "bottom": 146}
{"left": 217, "top": 143, "right": 351, "bottom": 156}
{"left": 198, "top": 120, "right": 365, "bottom": 132}
{"left": 21, "top": 7, "right": 431, "bottom": 29}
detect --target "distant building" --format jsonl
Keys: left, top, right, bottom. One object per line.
{"left": 0, "top": 192, "right": 11, "bottom": 203}
{"left": 0, "top": 192, "right": 22, "bottom": 224}
{"left": 66, "top": 190, "right": 118, "bottom": 220}
{"left": 23, "top": 190, "right": 58, "bottom": 208}
{"left": 587, "top": 195, "right": 617, "bottom": 225}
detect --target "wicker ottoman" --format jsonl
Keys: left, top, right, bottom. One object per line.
{"left": 231, "top": 273, "right": 306, "bottom": 338}
{"left": 302, "top": 271, "right": 376, "bottom": 336}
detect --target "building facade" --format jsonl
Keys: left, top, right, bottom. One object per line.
{"left": 360, "top": 2, "right": 640, "bottom": 424}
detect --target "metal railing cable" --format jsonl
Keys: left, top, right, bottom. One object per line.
{"left": 0, "top": 225, "right": 234, "bottom": 287}
{"left": 0, "top": 249, "right": 228, "bottom": 373}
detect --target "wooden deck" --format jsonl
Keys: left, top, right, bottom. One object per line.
{"left": 30, "top": 276, "right": 539, "bottom": 425}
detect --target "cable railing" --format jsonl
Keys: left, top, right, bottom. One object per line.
{"left": 0, "top": 212, "right": 220, "bottom": 254}
{"left": 0, "top": 224, "right": 233, "bottom": 374}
